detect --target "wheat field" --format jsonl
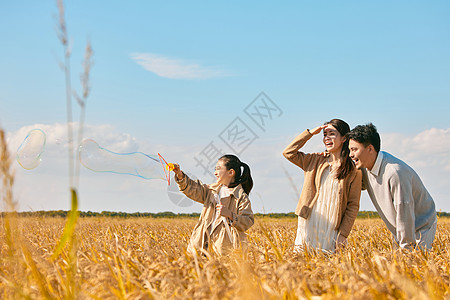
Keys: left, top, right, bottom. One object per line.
{"left": 0, "top": 216, "right": 449, "bottom": 299}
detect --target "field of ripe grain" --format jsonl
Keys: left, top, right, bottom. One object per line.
{"left": 0, "top": 217, "right": 449, "bottom": 299}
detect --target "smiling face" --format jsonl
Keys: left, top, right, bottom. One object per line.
{"left": 349, "top": 139, "right": 377, "bottom": 170}
{"left": 323, "top": 124, "right": 346, "bottom": 154}
{"left": 214, "top": 159, "right": 235, "bottom": 186}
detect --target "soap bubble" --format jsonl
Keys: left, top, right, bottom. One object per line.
{"left": 16, "top": 129, "right": 46, "bottom": 170}
{"left": 78, "top": 139, "right": 166, "bottom": 180}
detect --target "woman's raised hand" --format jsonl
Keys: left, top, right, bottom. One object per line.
{"left": 309, "top": 124, "right": 327, "bottom": 135}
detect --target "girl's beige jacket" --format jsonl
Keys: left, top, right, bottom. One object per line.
{"left": 176, "top": 174, "right": 254, "bottom": 255}
{"left": 283, "top": 130, "right": 362, "bottom": 238}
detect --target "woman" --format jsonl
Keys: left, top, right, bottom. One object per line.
{"left": 283, "top": 119, "right": 362, "bottom": 253}
{"left": 173, "top": 154, "right": 254, "bottom": 256}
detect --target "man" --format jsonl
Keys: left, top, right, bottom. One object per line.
{"left": 348, "top": 123, "right": 437, "bottom": 249}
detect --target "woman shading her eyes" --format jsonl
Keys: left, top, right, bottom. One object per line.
{"left": 283, "top": 119, "right": 362, "bottom": 253}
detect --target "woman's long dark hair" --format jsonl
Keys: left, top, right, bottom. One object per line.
{"left": 219, "top": 154, "right": 253, "bottom": 194}
{"left": 325, "top": 119, "right": 355, "bottom": 180}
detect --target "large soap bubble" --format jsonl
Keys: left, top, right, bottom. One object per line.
{"left": 16, "top": 129, "right": 46, "bottom": 170}
{"left": 78, "top": 139, "right": 167, "bottom": 180}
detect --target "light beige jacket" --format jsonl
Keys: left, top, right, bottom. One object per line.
{"left": 283, "top": 130, "right": 362, "bottom": 238}
{"left": 176, "top": 173, "right": 254, "bottom": 256}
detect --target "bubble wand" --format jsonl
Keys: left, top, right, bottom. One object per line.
{"left": 157, "top": 153, "right": 173, "bottom": 185}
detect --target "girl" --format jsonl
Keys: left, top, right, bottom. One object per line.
{"left": 283, "top": 119, "right": 362, "bottom": 253}
{"left": 173, "top": 154, "right": 254, "bottom": 256}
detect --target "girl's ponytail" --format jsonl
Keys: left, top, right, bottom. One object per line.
{"left": 239, "top": 162, "right": 253, "bottom": 194}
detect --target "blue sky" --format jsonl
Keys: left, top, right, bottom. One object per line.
{"left": 1, "top": 1, "right": 450, "bottom": 213}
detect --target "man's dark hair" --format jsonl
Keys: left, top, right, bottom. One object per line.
{"left": 347, "top": 123, "right": 381, "bottom": 152}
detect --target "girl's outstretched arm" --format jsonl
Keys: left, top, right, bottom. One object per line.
{"left": 173, "top": 163, "right": 211, "bottom": 205}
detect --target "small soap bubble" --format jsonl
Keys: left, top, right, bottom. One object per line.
{"left": 16, "top": 129, "right": 46, "bottom": 170}
{"left": 78, "top": 139, "right": 166, "bottom": 180}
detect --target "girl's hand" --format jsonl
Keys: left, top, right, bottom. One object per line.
{"left": 172, "top": 163, "right": 184, "bottom": 180}
{"left": 309, "top": 124, "right": 327, "bottom": 135}
{"left": 216, "top": 203, "right": 232, "bottom": 219}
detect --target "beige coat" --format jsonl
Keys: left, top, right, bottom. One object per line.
{"left": 176, "top": 173, "right": 254, "bottom": 256}
{"left": 283, "top": 130, "right": 362, "bottom": 238}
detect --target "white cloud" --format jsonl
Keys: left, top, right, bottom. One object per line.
{"left": 131, "top": 53, "right": 230, "bottom": 79}
{"left": 382, "top": 128, "right": 450, "bottom": 169}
